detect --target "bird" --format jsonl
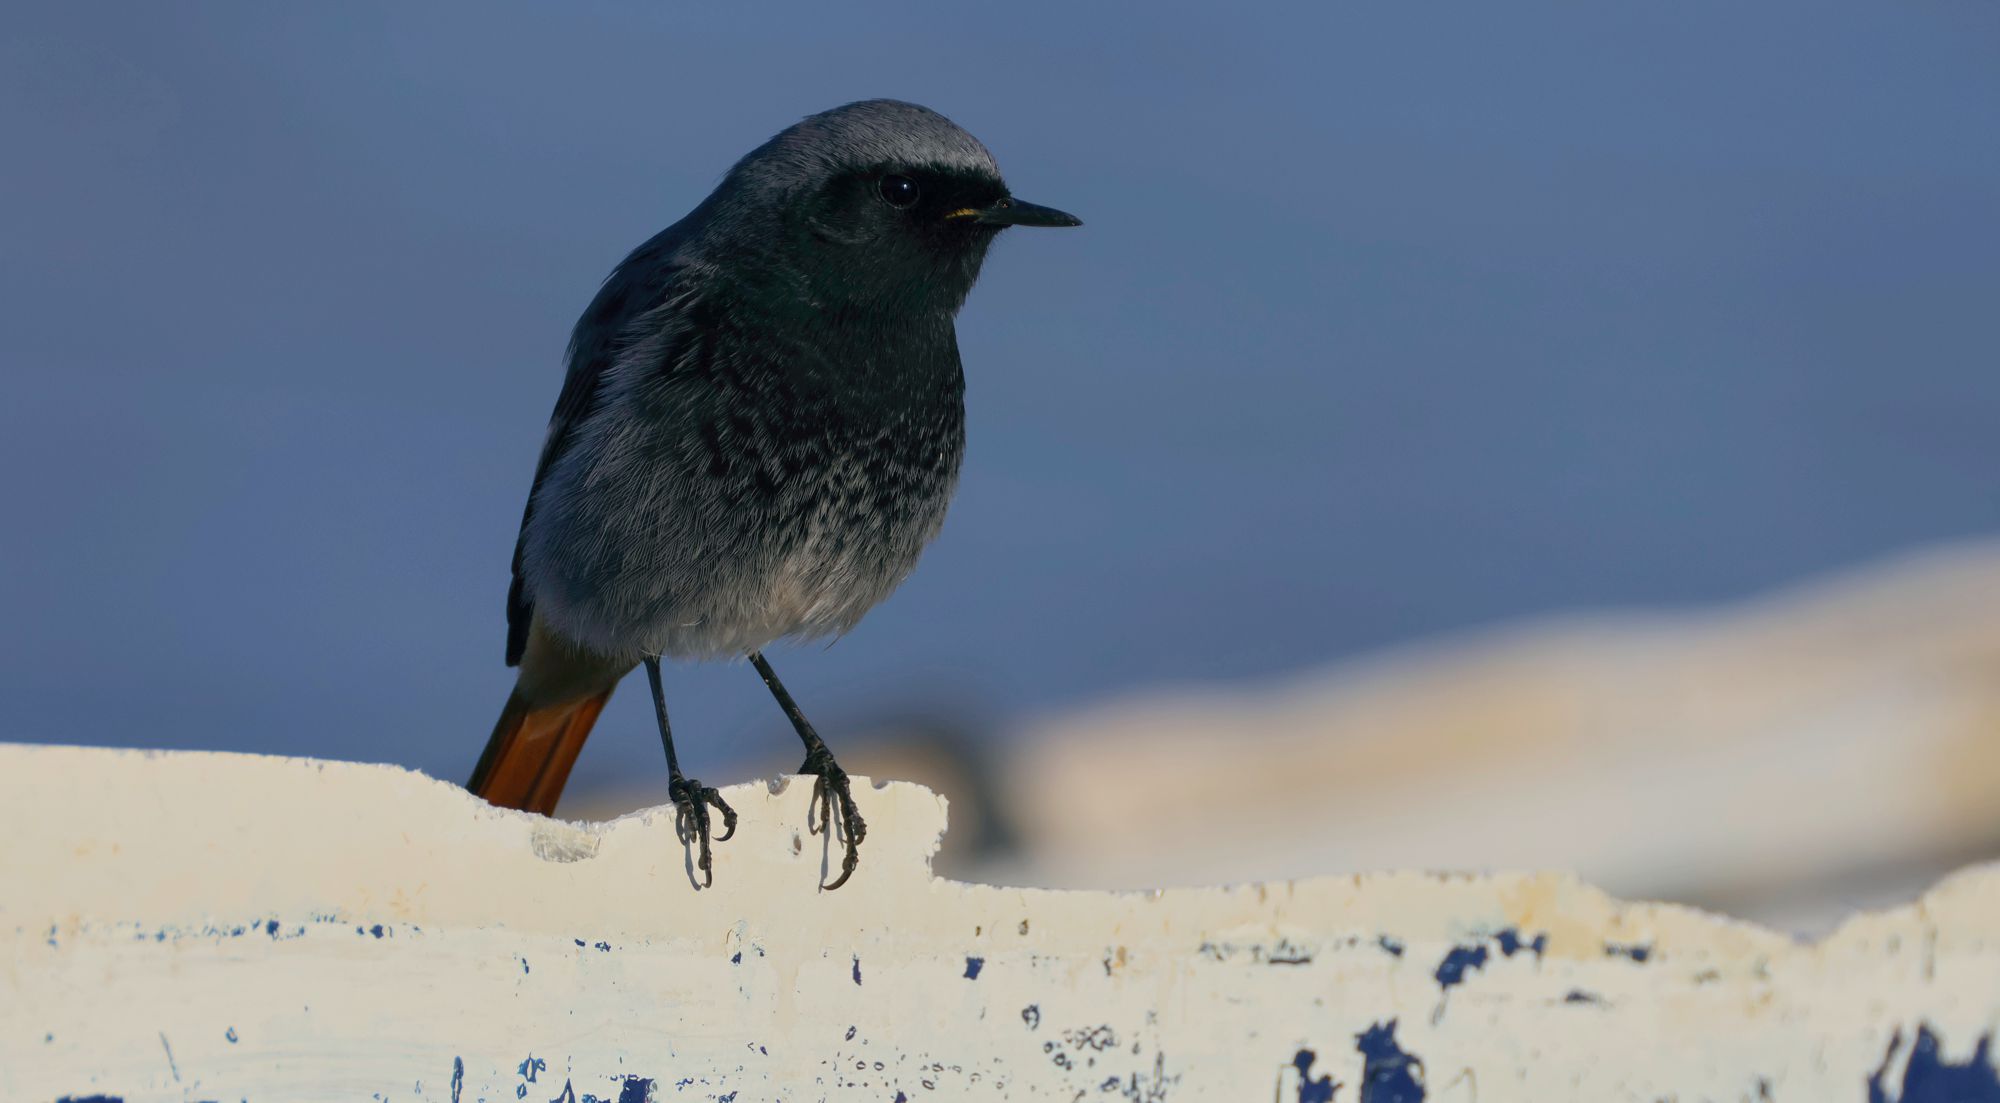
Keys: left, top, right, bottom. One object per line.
{"left": 466, "top": 100, "right": 1081, "bottom": 890}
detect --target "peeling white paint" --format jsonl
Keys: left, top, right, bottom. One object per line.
{"left": 2, "top": 743, "right": 1997, "bottom": 1102}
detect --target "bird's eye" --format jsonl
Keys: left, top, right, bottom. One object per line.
{"left": 878, "top": 175, "right": 921, "bottom": 209}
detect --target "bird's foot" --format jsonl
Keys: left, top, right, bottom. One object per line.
{"left": 799, "top": 747, "right": 867, "bottom": 891}
{"left": 668, "top": 774, "right": 737, "bottom": 888}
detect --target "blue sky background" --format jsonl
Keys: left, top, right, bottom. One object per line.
{"left": 4, "top": 2, "right": 1996, "bottom": 790}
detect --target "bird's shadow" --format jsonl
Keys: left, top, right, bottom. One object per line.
{"left": 679, "top": 834, "right": 700, "bottom": 891}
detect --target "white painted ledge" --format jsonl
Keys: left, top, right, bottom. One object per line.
{"left": 2, "top": 743, "right": 1997, "bottom": 1102}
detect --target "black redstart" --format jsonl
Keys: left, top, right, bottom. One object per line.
{"left": 468, "top": 100, "right": 1080, "bottom": 889}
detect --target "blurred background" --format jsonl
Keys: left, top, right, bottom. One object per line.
{"left": 4, "top": 2, "right": 1997, "bottom": 934}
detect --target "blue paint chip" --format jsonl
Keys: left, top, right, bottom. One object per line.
{"left": 1356, "top": 1020, "right": 1426, "bottom": 1102}
{"left": 225, "top": 1026, "right": 238, "bottom": 1043}
{"left": 731, "top": 951, "right": 742, "bottom": 964}
{"left": 1496, "top": 929, "right": 1547, "bottom": 958}
{"left": 55, "top": 1097, "right": 124, "bottom": 1103}
{"left": 370, "top": 924, "right": 386, "bottom": 939}
{"left": 1562, "top": 989, "right": 1603, "bottom": 1005}
{"left": 452, "top": 1056, "right": 464, "bottom": 1103}
{"left": 963, "top": 956, "right": 985, "bottom": 980}
{"left": 1432, "top": 944, "right": 1489, "bottom": 989}
{"left": 1291, "top": 1049, "right": 1337, "bottom": 1103}
{"left": 615, "top": 1075, "right": 654, "bottom": 1103}
{"left": 1376, "top": 935, "right": 1405, "bottom": 958}
{"left": 1870, "top": 1025, "right": 2000, "bottom": 1103}
{"left": 1604, "top": 941, "right": 1652, "bottom": 963}
{"left": 852, "top": 954, "right": 862, "bottom": 985}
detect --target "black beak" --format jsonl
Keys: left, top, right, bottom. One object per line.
{"left": 955, "top": 196, "right": 1083, "bottom": 228}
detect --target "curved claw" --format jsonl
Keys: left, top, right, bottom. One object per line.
{"left": 669, "top": 777, "right": 735, "bottom": 888}
{"left": 710, "top": 791, "right": 739, "bottom": 843}
{"left": 801, "top": 757, "right": 867, "bottom": 891}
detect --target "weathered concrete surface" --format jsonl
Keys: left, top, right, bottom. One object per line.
{"left": 2, "top": 743, "right": 1997, "bottom": 1102}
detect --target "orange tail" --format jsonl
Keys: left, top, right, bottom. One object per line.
{"left": 467, "top": 687, "right": 614, "bottom": 816}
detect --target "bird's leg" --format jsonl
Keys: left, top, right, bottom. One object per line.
{"left": 748, "top": 651, "right": 867, "bottom": 891}
{"left": 645, "top": 656, "right": 735, "bottom": 887}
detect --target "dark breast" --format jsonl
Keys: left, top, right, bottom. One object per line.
{"left": 627, "top": 301, "right": 969, "bottom": 654}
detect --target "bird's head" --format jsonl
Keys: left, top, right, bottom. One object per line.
{"left": 705, "top": 100, "right": 1081, "bottom": 318}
